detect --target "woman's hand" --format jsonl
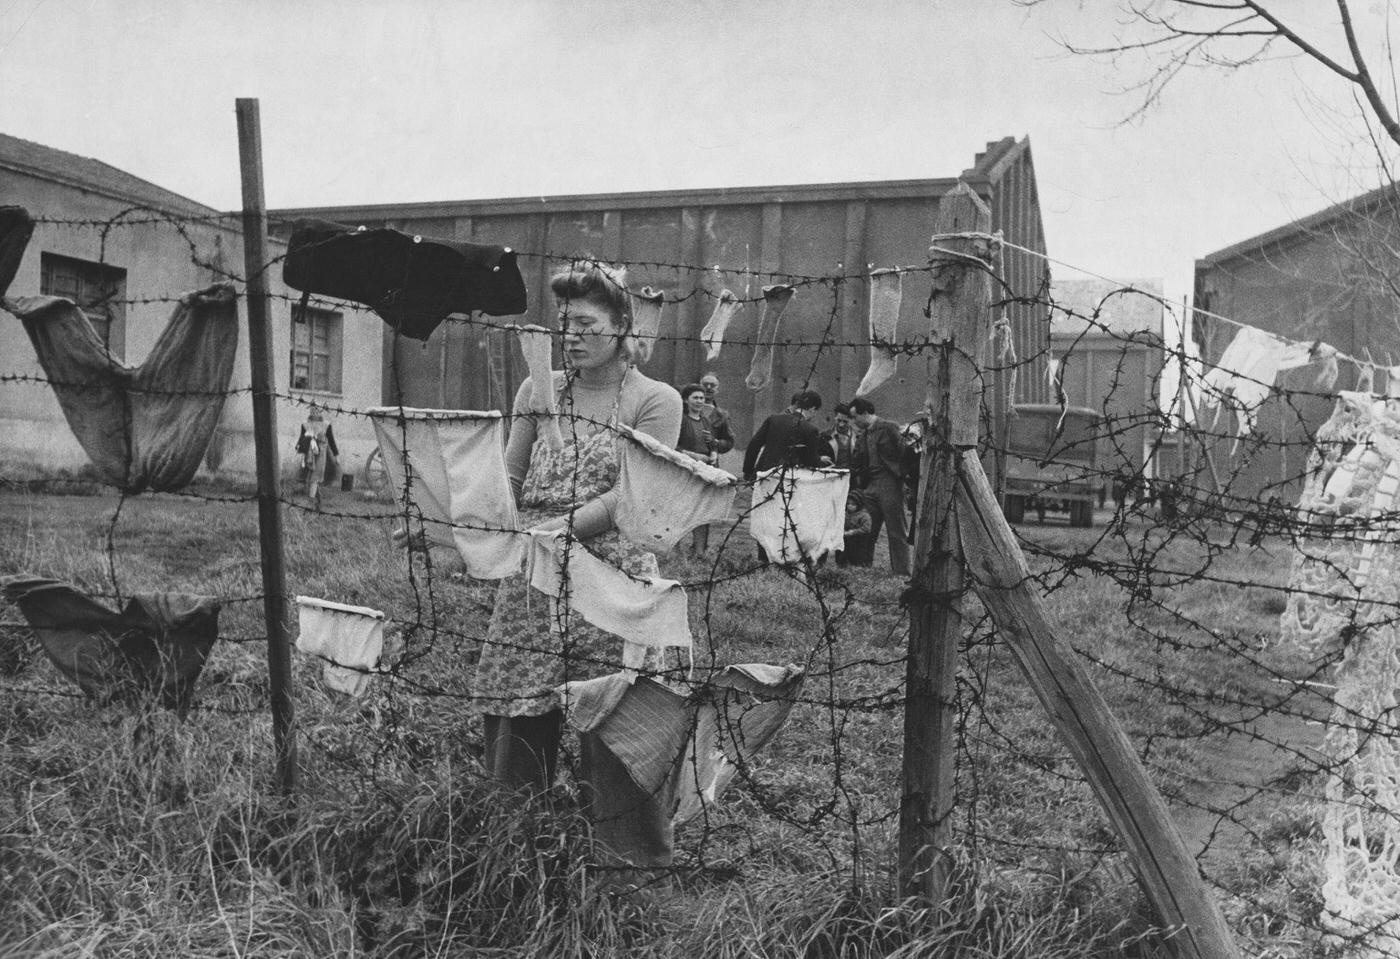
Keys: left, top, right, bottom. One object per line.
{"left": 391, "top": 525, "right": 430, "bottom": 553}
{"left": 527, "top": 515, "right": 571, "bottom": 535}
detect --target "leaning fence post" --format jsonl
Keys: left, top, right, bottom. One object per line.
{"left": 236, "top": 98, "right": 298, "bottom": 796}
{"left": 900, "top": 182, "right": 993, "bottom": 900}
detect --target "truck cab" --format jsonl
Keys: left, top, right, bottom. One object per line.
{"left": 1002, "top": 405, "right": 1106, "bottom": 527}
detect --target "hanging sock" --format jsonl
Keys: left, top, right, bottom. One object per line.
{"left": 512, "top": 325, "right": 563, "bottom": 449}
{"left": 745, "top": 284, "right": 796, "bottom": 391}
{"left": 750, "top": 466, "right": 850, "bottom": 564}
{"left": 368, "top": 408, "right": 525, "bottom": 579}
{"left": 854, "top": 269, "right": 903, "bottom": 398}
{"left": 557, "top": 663, "right": 805, "bottom": 827}
{"left": 700, "top": 290, "right": 741, "bottom": 361}
{"left": 281, "top": 219, "right": 527, "bottom": 340}
{"left": 613, "top": 423, "right": 737, "bottom": 552}
{"left": 295, "top": 596, "right": 385, "bottom": 697}
{"left": 0, "top": 206, "right": 35, "bottom": 298}
{"left": 3, "top": 283, "right": 238, "bottom": 492}
{"left": 631, "top": 286, "right": 665, "bottom": 364}
{"left": 1, "top": 575, "right": 220, "bottom": 717}
{"left": 528, "top": 530, "right": 692, "bottom": 670}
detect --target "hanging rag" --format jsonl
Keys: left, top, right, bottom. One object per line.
{"left": 631, "top": 286, "right": 665, "bottom": 364}
{"left": 281, "top": 218, "right": 527, "bottom": 340}
{"left": 750, "top": 466, "right": 850, "bottom": 564}
{"left": 295, "top": 596, "right": 384, "bottom": 697}
{"left": 745, "top": 284, "right": 796, "bottom": 391}
{"left": 0, "top": 205, "right": 35, "bottom": 298}
{"left": 1199, "top": 326, "right": 1336, "bottom": 437}
{"left": 368, "top": 408, "right": 525, "bottom": 579}
{"left": 1, "top": 575, "right": 219, "bottom": 716}
{"left": 557, "top": 663, "right": 805, "bottom": 827}
{"left": 528, "top": 530, "right": 691, "bottom": 670}
{"left": 700, "top": 290, "right": 741, "bottom": 361}
{"left": 854, "top": 269, "right": 903, "bottom": 398}
{"left": 613, "top": 423, "right": 737, "bottom": 552}
{"left": 512, "top": 325, "right": 563, "bottom": 449}
{"left": 3, "top": 283, "right": 238, "bottom": 492}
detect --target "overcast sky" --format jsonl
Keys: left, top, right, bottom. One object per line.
{"left": 2, "top": 0, "right": 1395, "bottom": 317}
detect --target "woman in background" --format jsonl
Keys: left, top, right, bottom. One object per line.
{"left": 295, "top": 407, "right": 338, "bottom": 511}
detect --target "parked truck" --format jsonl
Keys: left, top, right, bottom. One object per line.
{"left": 1002, "top": 404, "right": 1106, "bottom": 528}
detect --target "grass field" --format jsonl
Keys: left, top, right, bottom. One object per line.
{"left": 0, "top": 482, "right": 1340, "bottom": 957}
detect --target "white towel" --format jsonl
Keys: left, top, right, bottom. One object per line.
{"left": 855, "top": 269, "right": 903, "bottom": 397}
{"left": 368, "top": 408, "right": 524, "bottom": 579}
{"left": 528, "top": 530, "right": 692, "bottom": 670}
{"left": 1200, "top": 327, "right": 1332, "bottom": 436}
{"left": 750, "top": 467, "right": 850, "bottom": 564}
{"left": 700, "top": 290, "right": 741, "bottom": 361}
{"left": 295, "top": 596, "right": 385, "bottom": 697}
{"left": 614, "top": 423, "right": 737, "bottom": 552}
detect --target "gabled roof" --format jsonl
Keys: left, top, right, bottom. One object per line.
{"left": 1199, "top": 181, "right": 1400, "bottom": 267}
{"left": 0, "top": 131, "right": 216, "bottom": 217}
{"left": 961, "top": 136, "right": 1031, "bottom": 182}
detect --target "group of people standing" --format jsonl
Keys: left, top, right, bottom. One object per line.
{"left": 741, "top": 390, "right": 914, "bottom": 576}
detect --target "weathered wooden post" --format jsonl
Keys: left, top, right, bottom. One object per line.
{"left": 236, "top": 98, "right": 298, "bottom": 796}
{"left": 900, "top": 182, "right": 993, "bottom": 900}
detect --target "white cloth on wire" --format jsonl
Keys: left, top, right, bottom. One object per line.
{"left": 527, "top": 529, "right": 691, "bottom": 670}
{"left": 557, "top": 663, "right": 805, "bottom": 827}
{"left": 1199, "top": 326, "right": 1334, "bottom": 436}
{"left": 855, "top": 268, "right": 903, "bottom": 398}
{"left": 614, "top": 423, "right": 737, "bottom": 553}
{"left": 750, "top": 467, "right": 850, "bottom": 564}
{"left": 295, "top": 596, "right": 385, "bottom": 697}
{"left": 368, "top": 408, "right": 524, "bottom": 579}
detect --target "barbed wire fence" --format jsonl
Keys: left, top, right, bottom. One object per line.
{"left": 3, "top": 166, "right": 1400, "bottom": 956}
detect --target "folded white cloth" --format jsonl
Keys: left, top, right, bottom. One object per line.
{"left": 295, "top": 596, "right": 385, "bottom": 697}
{"left": 557, "top": 663, "right": 805, "bottom": 826}
{"left": 528, "top": 529, "right": 691, "bottom": 670}
{"left": 614, "top": 423, "right": 737, "bottom": 552}
{"left": 368, "top": 408, "right": 524, "bottom": 579}
{"left": 750, "top": 467, "right": 850, "bottom": 564}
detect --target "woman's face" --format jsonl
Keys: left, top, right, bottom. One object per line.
{"left": 559, "top": 297, "right": 625, "bottom": 370}
{"left": 685, "top": 389, "right": 708, "bottom": 415}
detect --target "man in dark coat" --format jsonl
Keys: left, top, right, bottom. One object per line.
{"left": 849, "top": 397, "right": 910, "bottom": 576}
{"left": 699, "top": 373, "right": 736, "bottom": 455}
{"left": 742, "top": 389, "right": 826, "bottom": 480}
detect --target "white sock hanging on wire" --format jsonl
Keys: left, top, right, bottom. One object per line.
{"left": 513, "top": 324, "right": 563, "bottom": 449}
{"left": 700, "top": 289, "right": 741, "bottom": 361}
{"left": 854, "top": 268, "right": 903, "bottom": 397}
{"left": 745, "top": 284, "right": 796, "bottom": 391}
{"left": 631, "top": 286, "right": 665, "bottom": 365}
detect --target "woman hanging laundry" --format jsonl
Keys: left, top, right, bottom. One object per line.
{"left": 295, "top": 407, "right": 338, "bottom": 511}
{"left": 469, "top": 262, "right": 685, "bottom": 869}
{"left": 676, "top": 382, "right": 720, "bottom": 554}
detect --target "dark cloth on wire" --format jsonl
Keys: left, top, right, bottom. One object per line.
{"left": 0, "top": 206, "right": 35, "bottom": 298}
{"left": 282, "top": 218, "right": 528, "bottom": 340}
{"left": 2, "top": 283, "right": 238, "bottom": 492}
{"left": 1, "top": 575, "right": 220, "bottom": 717}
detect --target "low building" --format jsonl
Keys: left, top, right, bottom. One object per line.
{"left": 0, "top": 132, "right": 383, "bottom": 485}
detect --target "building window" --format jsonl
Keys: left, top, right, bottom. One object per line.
{"left": 291, "top": 304, "right": 343, "bottom": 394}
{"left": 40, "top": 252, "right": 127, "bottom": 355}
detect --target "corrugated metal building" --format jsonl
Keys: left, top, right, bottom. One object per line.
{"left": 1191, "top": 185, "right": 1400, "bottom": 504}
{"left": 273, "top": 136, "right": 1051, "bottom": 446}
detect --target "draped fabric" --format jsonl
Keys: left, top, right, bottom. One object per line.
{"left": 3, "top": 283, "right": 238, "bottom": 492}
{"left": 295, "top": 596, "right": 385, "bottom": 697}
{"left": 700, "top": 290, "right": 740, "bottom": 362}
{"left": 281, "top": 218, "right": 527, "bottom": 340}
{"left": 0, "top": 205, "right": 35, "bottom": 298}
{"left": 558, "top": 664, "right": 805, "bottom": 827}
{"left": 614, "top": 423, "right": 737, "bottom": 553}
{"left": 1, "top": 575, "right": 220, "bottom": 716}
{"left": 368, "top": 408, "right": 524, "bottom": 580}
{"left": 855, "top": 268, "right": 903, "bottom": 398}
{"left": 750, "top": 467, "right": 850, "bottom": 564}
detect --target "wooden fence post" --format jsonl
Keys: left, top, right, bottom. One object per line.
{"left": 900, "top": 182, "right": 993, "bottom": 900}
{"left": 955, "top": 452, "right": 1239, "bottom": 959}
{"left": 236, "top": 98, "right": 298, "bottom": 796}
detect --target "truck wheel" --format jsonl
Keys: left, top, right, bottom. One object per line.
{"left": 1004, "top": 495, "right": 1025, "bottom": 524}
{"left": 1070, "top": 500, "right": 1093, "bottom": 528}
